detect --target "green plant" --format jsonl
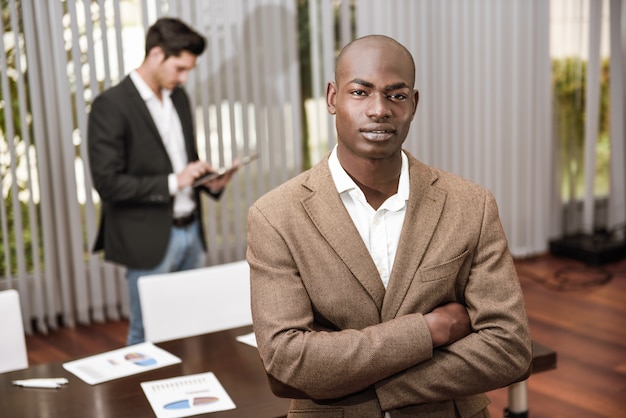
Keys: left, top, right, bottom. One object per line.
{"left": 552, "top": 57, "right": 611, "bottom": 200}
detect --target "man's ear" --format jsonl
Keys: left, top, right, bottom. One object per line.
{"left": 326, "top": 81, "right": 337, "bottom": 115}
{"left": 147, "top": 46, "right": 165, "bottom": 62}
{"left": 411, "top": 89, "right": 419, "bottom": 116}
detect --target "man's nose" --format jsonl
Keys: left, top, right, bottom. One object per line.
{"left": 366, "top": 94, "right": 391, "bottom": 119}
{"left": 178, "top": 71, "right": 190, "bottom": 85}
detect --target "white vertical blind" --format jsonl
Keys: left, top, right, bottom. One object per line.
{"left": 609, "top": 0, "right": 626, "bottom": 233}
{"left": 583, "top": 0, "right": 603, "bottom": 233}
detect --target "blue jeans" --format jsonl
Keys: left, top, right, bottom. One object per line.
{"left": 126, "top": 220, "right": 205, "bottom": 345}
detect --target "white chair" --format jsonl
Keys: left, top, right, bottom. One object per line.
{"left": 0, "top": 289, "right": 29, "bottom": 373}
{"left": 138, "top": 260, "right": 253, "bottom": 343}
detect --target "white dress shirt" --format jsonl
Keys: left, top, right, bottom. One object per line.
{"left": 328, "top": 145, "right": 409, "bottom": 288}
{"left": 129, "top": 71, "right": 195, "bottom": 218}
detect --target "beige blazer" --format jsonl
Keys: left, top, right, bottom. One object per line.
{"left": 247, "top": 152, "right": 532, "bottom": 418}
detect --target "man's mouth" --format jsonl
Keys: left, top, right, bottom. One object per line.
{"left": 361, "top": 128, "right": 395, "bottom": 141}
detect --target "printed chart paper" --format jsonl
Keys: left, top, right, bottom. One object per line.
{"left": 141, "top": 372, "right": 236, "bottom": 418}
{"left": 63, "top": 342, "right": 181, "bottom": 385}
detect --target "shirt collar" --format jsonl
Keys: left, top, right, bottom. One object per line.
{"left": 129, "top": 70, "right": 171, "bottom": 101}
{"left": 329, "top": 145, "right": 357, "bottom": 194}
{"left": 328, "top": 145, "right": 410, "bottom": 202}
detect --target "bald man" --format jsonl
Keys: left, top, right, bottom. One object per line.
{"left": 247, "top": 35, "right": 531, "bottom": 417}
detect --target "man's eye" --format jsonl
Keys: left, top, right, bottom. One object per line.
{"left": 389, "top": 93, "right": 407, "bottom": 100}
{"left": 351, "top": 90, "right": 367, "bottom": 96}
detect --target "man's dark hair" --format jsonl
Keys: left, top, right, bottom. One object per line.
{"left": 145, "top": 17, "right": 206, "bottom": 59}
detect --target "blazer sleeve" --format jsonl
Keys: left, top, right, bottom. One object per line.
{"left": 374, "top": 190, "right": 532, "bottom": 410}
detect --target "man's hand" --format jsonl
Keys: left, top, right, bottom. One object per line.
{"left": 177, "top": 160, "right": 212, "bottom": 189}
{"left": 424, "top": 302, "right": 471, "bottom": 348}
{"left": 203, "top": 159, "right": 240, "bottom": 191}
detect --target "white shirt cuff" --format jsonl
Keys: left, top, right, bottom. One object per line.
{"left": 168, "top": 173, "right": 178, "bottom": 195}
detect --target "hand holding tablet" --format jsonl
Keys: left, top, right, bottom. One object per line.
{"left": 193, "top": 153, "right": 259, "bottom": 188}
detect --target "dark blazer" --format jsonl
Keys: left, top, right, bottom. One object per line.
{"left": 88, "top": 76, "right": 216, "bottom": 269}
{"left": 247, "top": 152, "right": 532, "bottom": 417}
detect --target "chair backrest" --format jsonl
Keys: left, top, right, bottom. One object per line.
{"left": 0, "top": 289, "right": 29, "bottom": 373}
{"left": 138, "top": 260, "right": 252, "bottom": 343}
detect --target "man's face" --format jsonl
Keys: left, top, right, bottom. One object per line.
{"left": 155, "top": 50, "right": 197, "bottom": 90}
{"left": 327, "top": 41, "right": 418, "bottom": 162}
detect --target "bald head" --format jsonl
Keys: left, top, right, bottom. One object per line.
{"left": 335, "top": 35, "right": 416, "bottom": 87}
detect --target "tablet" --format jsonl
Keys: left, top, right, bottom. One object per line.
{"left": 193, "top": 153, "right": 259, "bottom": 187}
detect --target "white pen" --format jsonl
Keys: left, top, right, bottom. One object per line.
{"left": 12, "top": 378, "right": 68, "bottom": 389}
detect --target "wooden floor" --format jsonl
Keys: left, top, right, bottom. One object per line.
{"left": 24, "top": 254, "right": 626, "bottom": 417}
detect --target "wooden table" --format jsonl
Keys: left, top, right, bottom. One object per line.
{"left": 0, "top": 325, "right": 290, "bottom": 417}
{"left": 0, "top": 328, "right": 556, "bottom": 418}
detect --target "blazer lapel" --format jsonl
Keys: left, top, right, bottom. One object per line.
{"left": 381, "top": 156, "right": 447, "bottom": 321}
{"left": 300, "top": 160, "right": 386, "bottom": 309}
{"left": 122, "top": 77, "right": 162, "bottom": 141}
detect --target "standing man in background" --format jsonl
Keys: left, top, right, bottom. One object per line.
{"left": 88, "top": 17, "right": 237, "bottom": 345}
{"left": 247, "top": 35, "right": 531, "bottom": 417}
